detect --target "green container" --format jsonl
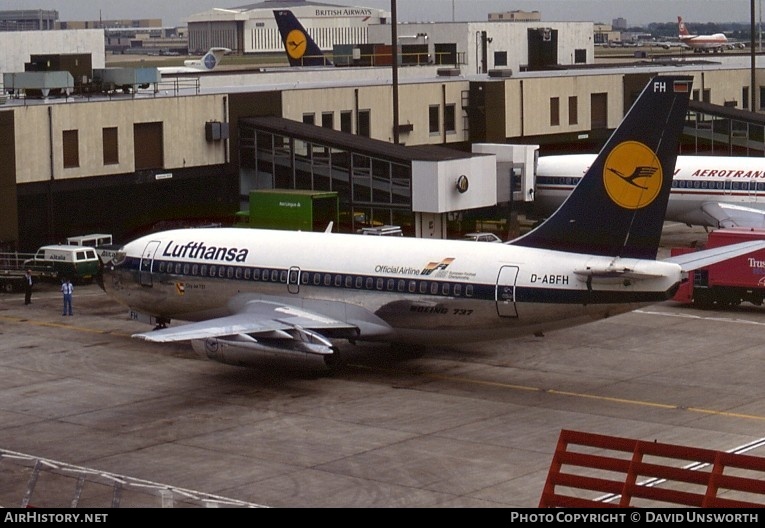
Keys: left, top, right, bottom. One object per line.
{"left": 248, "top": 189, "right": 338, "bottom": 232}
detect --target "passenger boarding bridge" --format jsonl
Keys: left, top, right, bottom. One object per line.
{"left": 239, "top": 116, "right": 537, "bottom": 240}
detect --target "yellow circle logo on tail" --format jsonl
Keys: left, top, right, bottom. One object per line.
{"left": 603, "top": 141, "right": 662, "bottom": 210}
{"left": 286, "top": 29, "right": 308, "bottom": 60}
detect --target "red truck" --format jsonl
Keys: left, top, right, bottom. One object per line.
{"left": 672, "top": 228, "right": 765, "bottom": 308}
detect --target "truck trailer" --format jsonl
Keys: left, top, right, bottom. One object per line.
{"left": 0, "top": 253, "right": 57, "bottom": 293}
{"left": 1, "top": 243, "right": 103, "bottom": 292}
{"left": 672, "top": 228, "right": 765, "bottom": 308}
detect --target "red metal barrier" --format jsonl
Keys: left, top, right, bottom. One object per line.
{"left": 539, "top": 429, "right": 765, "bottom": 507}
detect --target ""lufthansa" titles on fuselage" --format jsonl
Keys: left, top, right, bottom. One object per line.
{"left": 161, "top": 241, "right": 249, "bottom": 262}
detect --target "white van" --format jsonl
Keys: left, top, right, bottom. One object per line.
{"left": 66, "top": 233, "right": 113, "bottom": 247}
{"left": 66, "top": 233, "right": 118, "bottom": 264}
{"left": 25, "top": 245, "right": 102, "bottom": 283}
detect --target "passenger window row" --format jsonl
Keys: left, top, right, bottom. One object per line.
{"left": 538, "top": 175, "right": 765, "bottom": 192}
{"left": 153, "top": 260, "right": 475, "bottom": 298}
{"left": 672, "top": 179, "right": 765, "bottom": 191}
{"left": 536, "top": 176, "right": 579, "bottom": 186}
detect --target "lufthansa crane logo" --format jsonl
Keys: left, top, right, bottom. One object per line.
{"left": 286, "top": 29, "right": 308, "bottom": 60}
{"left": 603, "top": 141, "right": 662, "bottom": 210}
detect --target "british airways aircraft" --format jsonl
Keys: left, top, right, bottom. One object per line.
{"left": 535, "top": 154, "right": 765, "bottom": 228}
{"left": 157, "top": 47, "right": 231, "bottom": 75}
{"left": 101, "top": 75, "right": 765, "bottom": 370}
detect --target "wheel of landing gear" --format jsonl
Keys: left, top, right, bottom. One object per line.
{"left": 323, "top": 347, "right": 347, "bottom": 371}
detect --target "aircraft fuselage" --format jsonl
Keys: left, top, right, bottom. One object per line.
{"left": 104, "top": 228, "right": 682, "bottom": 346}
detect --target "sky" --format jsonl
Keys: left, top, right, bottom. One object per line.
{"left": 0, "top": 0, "right": 757, "bottom": 28}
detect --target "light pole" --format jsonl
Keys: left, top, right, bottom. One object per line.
{"left": 391, "top": 0, "right": 399, "bottom": 144}
{"left": 752, "top": 0, "right": 756, "bottom": 111}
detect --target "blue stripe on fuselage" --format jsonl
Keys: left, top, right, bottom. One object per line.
{"left": 114, "top": 257, "right": 670, "bottom": 305}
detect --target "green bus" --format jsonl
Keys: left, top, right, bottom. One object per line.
{"left": 24, "top": 245, "right": 102, "bottom": 283}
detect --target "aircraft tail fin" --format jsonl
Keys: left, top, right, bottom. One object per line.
{"left": 274, "top": 9, "right": 332, "bottom": 66}
{"left": 184, "top": 47, "right": 230, "bottom": 71}
{"left": 202, "top": 47, "right": 230, "bottom": 70}
{"left": 678, "top": 16, "right": 690, "bottom": 37}
{"left": 510, "top": 75, "right": 693, "bottom": 260}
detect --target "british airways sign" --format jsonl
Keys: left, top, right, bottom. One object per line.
{"left": 314, "top": 8, "right": 373, "bottom": 17}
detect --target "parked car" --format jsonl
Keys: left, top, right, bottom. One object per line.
{"left": 360, "top": 225, "right": 403, "bottom": 236}
{"left": 463, "top": 232, "right": 502, "bottom": 243}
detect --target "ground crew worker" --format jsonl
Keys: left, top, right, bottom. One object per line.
{"left": 61, "top": 278, "right": 73, "bottom": 316}
{"left": 24, "top": 270, "right": 33, "bottom": 305}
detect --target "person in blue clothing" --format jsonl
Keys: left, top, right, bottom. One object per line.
{"left": 24, "top": 270, "right": 33, "bottom": 305}
{"left": 61, "top": 278, "right": 73, "bottom": 316}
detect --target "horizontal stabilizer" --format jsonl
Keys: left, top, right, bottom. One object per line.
{"left": 574, "top": 265, "right": 664, "bottom": 280}
{"left": 663, "top": 240, "right": 765, "bottom": 272}
{"left": 702, "top": 202, "right": 765, "bottom": 228}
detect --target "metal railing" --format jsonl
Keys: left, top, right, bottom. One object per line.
{"left": 0, "top": 448, "right": 268, "bottom": 508}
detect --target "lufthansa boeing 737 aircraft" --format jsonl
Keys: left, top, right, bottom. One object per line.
{"left": 101, "top": 75, "right": 765, "bottom": 370}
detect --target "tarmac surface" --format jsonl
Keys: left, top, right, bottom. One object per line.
{"left": 2, "top": 224, "right": 765, "bottom": 508}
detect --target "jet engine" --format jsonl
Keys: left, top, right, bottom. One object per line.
{"left": 190, "top": 327, "right": 340, "bottom": 370}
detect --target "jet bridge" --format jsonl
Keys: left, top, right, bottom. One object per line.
{"left": 472, "top": 143, "right": 539, "bottom": 205}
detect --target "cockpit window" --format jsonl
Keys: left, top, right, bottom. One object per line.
{"left": 112, "top": 251, "right": 127, "bottom": 266}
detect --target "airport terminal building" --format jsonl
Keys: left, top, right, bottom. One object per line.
{"left": 184, "top": 1, "right": 593, "bottom": 72}
{"left": 185, "top": 1, "right": 389, "bottom": 55}
{"left": 1, "top": 3, "right": 765, "bottom": 251}
{"left": 2, "top": 59, "right": 761, "bottom": 251}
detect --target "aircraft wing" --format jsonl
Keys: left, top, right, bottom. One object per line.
{"left": 133, "top": 300, "right": 362, "bottom": 343}
{"left": 702, "top": 202, "right": 765, "bottom": 228}
{"left": 663, "top": 240, "right": 765, "bottom": 272}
